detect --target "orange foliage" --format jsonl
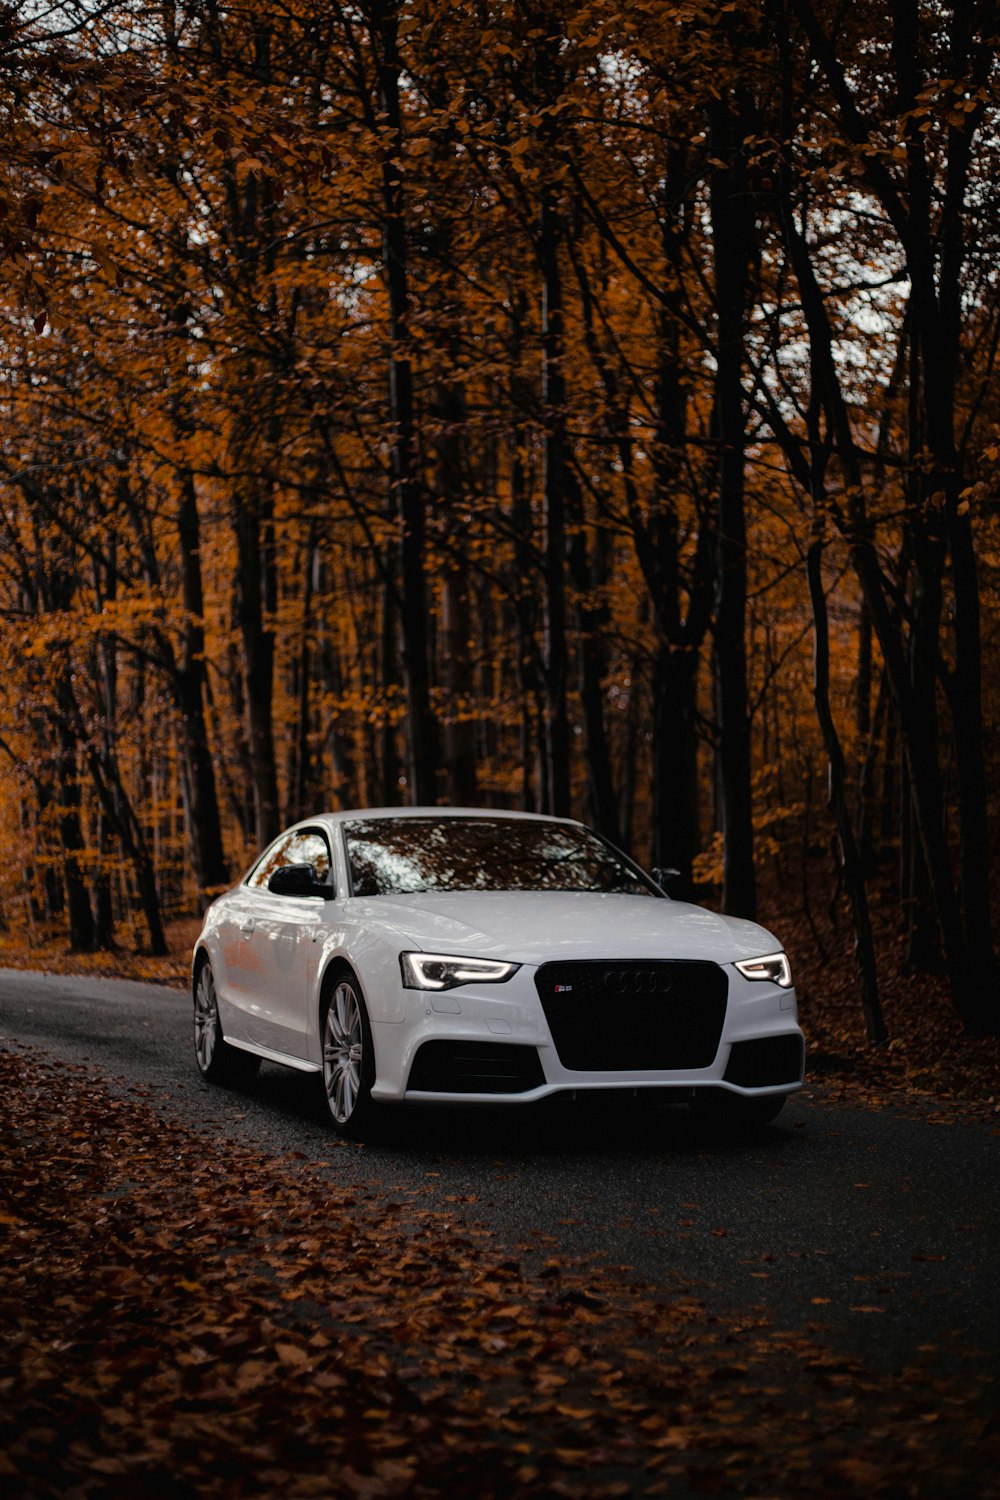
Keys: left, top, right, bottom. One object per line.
{"left": 0, "top": 1, "right": 998, "bottom": 1036}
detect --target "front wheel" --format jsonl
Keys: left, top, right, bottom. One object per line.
{"left": 193, "top": 959, "right": 260, "bottom": 1087}
{"left": 321, "top": 968, "right": 377, "bottom": 1138}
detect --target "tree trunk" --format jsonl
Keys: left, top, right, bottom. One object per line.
{"left": 709, "top": 105, "right": 756, "bottom": 919}
{"left": 233, "top": 486, "right": 280, "bottom": 848}
{"left": 570, "top": 514, "right": 621, "bottom": 845}
{"left": 441, "top": 566, "right": 479, "bottom": 806}
{"left": 512, "top": 451, "right": 542, "bottom": 816}
{"left": 374, "top": 0, "right": 439, "bottom": 805}
{"left": 158, "top": 18, "right": 230, "bottom": 905}
{"left": 854, "top": 600, "right": 874, "bottom": 868}
{"left": 808, "top": 540, "right": 887, "bottom": 1044}
{"left": 855, "top": 666, "right": 887, "bottom": 875}
{"left": 433, "top": 380, "right": 478, "bottom": 806}
{"left": 539, "top": 183, "right": 571, "bottom": 818}
{"left": 651, "top": 643, "right": 700, "bottom": 884}
{"left": 176, "top": 472, "right": 229, "bottom": 900}
{"left": 93, "top": 812, "right": 115, "bottom": 950}
{"left": 56, "top": 722, "right": 95, "bottom": 953}
{"left": 288, "top": 522, "right": 317, "bottom": 824}
{"left": 379, "top": 581, "right": 401, "bottom": 806}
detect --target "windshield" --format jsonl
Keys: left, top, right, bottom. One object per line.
{"left": 342, "top": 817, "right": 657, "bottom": 898}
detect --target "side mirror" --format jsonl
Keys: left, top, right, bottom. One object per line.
{"left": 652, "top": 867, "right": 693, "bottom": 901}
{"left": 268, "top": 863, "right": 331, "bottom": 899}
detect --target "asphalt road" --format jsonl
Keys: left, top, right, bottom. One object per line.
{"left": 1, "top": 966, "right": 998, "bottom": 1385}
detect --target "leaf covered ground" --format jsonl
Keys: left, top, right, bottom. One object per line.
{"left": 1, "top": 1045, "right": 998, "bottom": 1499}
{"left": 777, "top": 890, "right": 1000, "bottom": 1124}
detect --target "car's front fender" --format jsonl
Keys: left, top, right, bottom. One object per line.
{"left": 312, "top": 906, "right": 414, "bottom": 1042}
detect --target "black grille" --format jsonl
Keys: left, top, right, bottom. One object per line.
{"left": 534, "top": 960, "right": 727, "bottom": 1071}
{"left": 724, "top": 1036, "right": 804, "bottom": 1088}
{"left": 407, "top": 1041, "right": 545, "bottom": 1094}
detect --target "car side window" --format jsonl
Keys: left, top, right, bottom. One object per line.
{"left": 246, "top": 828, "right": 334, "bottom": 891}
{"left": 246, "top": 833, "right": 298, "bottom": 890}
{"left": 285, "top": 829, "right": 333, "bottom": 887}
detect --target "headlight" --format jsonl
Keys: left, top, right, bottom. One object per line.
{"left": 734, "top": 952, "right": 792, "bottom": 988}
{"left": 400, "top": 952, "right": 520, "bottom": 991}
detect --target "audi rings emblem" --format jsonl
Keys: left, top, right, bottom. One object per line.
{"left": 603, "top": 969, "right": 672, "bottom": 995}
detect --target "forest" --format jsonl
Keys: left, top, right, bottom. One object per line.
{"left": 1, "top": 0, "right": 998, "bottom": 1042}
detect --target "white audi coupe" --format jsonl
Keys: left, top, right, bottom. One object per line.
{"left": 192, "top": 807, "right": 804, "bottom": 1137}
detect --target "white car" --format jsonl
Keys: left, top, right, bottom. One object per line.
{"left": 192, "top": 807, "right": 804, "bottom": 1137}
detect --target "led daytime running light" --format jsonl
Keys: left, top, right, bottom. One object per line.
{"left": 400, "top": 952, "right": 519, "bottom": 991}
{"left": 734, "top": 952, "right": 792, "bottom": 988}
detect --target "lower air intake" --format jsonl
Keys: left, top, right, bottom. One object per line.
{"left": 407, "top": 1040, "right": 545, "bottom": 1094}
{"left": 723, "top": 1035, "right": 805, "bottom": 1088}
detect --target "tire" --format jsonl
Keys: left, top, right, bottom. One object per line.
{"left": 320, "top": 966, "right": 377, "bottom": 1139}
{"left": 193, "top": 958, "right": 261, "bottom": 1087}
{"left": 689, "top": 1089, "right": 786, "bottom": 1135}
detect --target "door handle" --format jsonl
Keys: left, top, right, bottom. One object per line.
{"left": 240, "top": 918, "right": 255, "bottom": 938}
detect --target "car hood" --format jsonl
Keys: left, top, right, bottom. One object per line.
{"left": 344, "top": 890, "right": 781, "bottom": 966}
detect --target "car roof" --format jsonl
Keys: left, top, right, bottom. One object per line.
{"left": 306, "top": 806, "right": 584, "bottom": 830}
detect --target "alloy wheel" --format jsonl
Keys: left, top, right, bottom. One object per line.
{"left": 324, "top": 981, "right": 364, "bottom": 1124}
{"left": 194, "top": 964, "right": 219, "bottom": 1074}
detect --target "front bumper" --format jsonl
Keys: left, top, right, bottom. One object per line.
{"left": 369, "top": 960, "right": 804, "bottom": 1105}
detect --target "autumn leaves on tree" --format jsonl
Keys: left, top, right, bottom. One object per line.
{"left": 0, "top": 1, "right": 997, "bottom": 1037}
